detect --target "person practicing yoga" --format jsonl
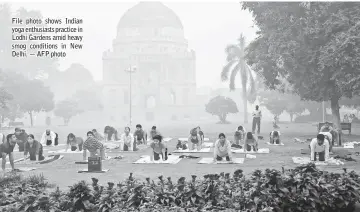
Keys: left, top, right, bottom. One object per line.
{"left": 269, "top": 131, "right": 281, "bottom": 144}
{"left": 134, "top": 124, "right": 147, "bottom": 145}
{"left": 40, "top": 129, "right": 58, "bottom": 146}
{"left": 319, "top": 122, "right": 337, "bottom": 151}
{"left": 92, "top": 129, "right": 104, "bottom": 141}
{"left": 176, "top": 139, "right": 188, "bottom": 150}
{"left": 104, "top": 126, "right": 118, "bottom": 142}
{"left": 191, "top": 126, "right": 204, "bottom": 141}
{"left": 83, "top": 131, "right": 105, "bottom": 161}
{"left": 233, "top": 126, "right": 246, "bottom": 147}
{"left": 120, "top": 127, "right": 135, "bottom": 151}
{"left": 244, "top": 132, "right": 259, "bottom": 152}
{"left": 149, "top": 126, "right": 161, "bottom": 142}
{"left": 188, "top": 128, "right": 202, "bottom": 151}
{"left": 1, "top": 134, "right": 17, "bottom": 171}
{"left": 24, "top": 134, "right": 45, "bottom": 161}
{"left": 310, "top": 133, "right": 330, "bottom": 162}
{"left": 150, "top": 135, "right": 167, "bottom": 161}
{"left": 15, "top": 128, "right": 27, "bottom": 152}
{"left": 65, "top": 133, "right": 84, "bottom": 152}
{"left": 213, "top": 133, "right": 233, "bottom": 163}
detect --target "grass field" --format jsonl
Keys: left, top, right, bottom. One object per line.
{"left": 2, "top": 121, "right": 360, "bottom": 191}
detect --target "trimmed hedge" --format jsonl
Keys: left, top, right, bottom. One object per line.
{"left": 1, "top": 163, "right": 360, "bottom": 212}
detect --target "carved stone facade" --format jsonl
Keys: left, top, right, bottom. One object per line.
{"left": 102, "top": 2, "right": 196, "bottom": 125}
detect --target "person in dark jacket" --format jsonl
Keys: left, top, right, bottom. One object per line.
{"left": 15, "top": 128, "right": 27, "bottom": 152}
{"left": 24, "top": 134, "right": 44, "bottom": 161}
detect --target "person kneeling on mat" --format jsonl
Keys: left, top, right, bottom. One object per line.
{"left": 24, "top": 134, "right": 45, "bottom": 161}
{"left": 40, "top": 129, "right": 58, "bottom": 146}
{"left": 244, "top": 132, "right": 258, "bottom": 152}
{"left": 65, "top": 133, "right": 84, "bottom": 152}
{"left": 1, "top": 134, "right": 17, "bottom": 172}
{"left": 120, "top": 127, "right": 135, "bottom": 151}
{"left": 83, "top": 131, "right": 105, "bottom": 161}
{"left": 188, "top": 130, "right": 202, "bottom": 151}
{"left": 233, "top": 126, "right": 246, "bottom": 147}
{"left": 150, "top": 135, "right": 167, "bottom": 161}
{"left": 176, "top": 140, "right": 188, "bottom": 150}
{"left": 269, "top": 131, "right": 281, "bottom": 144}
{"left": 310, "top": 133, "right": 330, "bottom": 162}
{"left": 213, "top": 133, "right": 233, "bottom": 163}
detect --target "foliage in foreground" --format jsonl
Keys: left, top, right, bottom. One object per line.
{"left": 0, "top": 164, "right": 360, "bottom": 212}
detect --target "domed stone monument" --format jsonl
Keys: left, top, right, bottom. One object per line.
{"left": 103, "top": 2, "right": 196, "bottom": 124}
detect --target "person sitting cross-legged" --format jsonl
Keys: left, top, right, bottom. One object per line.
{"left": 24, "top": 134, "right": 45, "bottom": 161}
{"left": 83, "top": 131, "right": 105, "bottom": 161}
{"left": 65, "top": 133, "right": 84, "bottom": 152}
{"left": 244, "top": 132, "right": 259, "bottom": 152}
{"left": 1, "top": 134, "right": 17, "bottom": 172}
{"left": 213, "top": 133, "right": 233, "bottom": 163}
{"left": 310, "top": 134, "right": 330, "bottom": 162}
{"left": 269, "top": 131, "right": 281, "bottom": 144}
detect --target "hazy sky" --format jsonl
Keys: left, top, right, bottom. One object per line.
{"left": 9, "top": 1, "right": 257, "bottom": 88}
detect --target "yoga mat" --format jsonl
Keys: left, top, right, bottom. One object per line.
{"left": 75, "top": 156, "right": 112, "bottom": 164}
{"left": 173, "top": 148, "right": 211, "bottom": 153}
{"left": 266, "top": 142, "right": 284, "bottom": 146}
{"left": 38, "top": 155, "right": 64, "bottom": 164}
{"left": 133, "top": 155, "right": 182, "bottom": 164}
{"left": 163, "top": 137, "right": 172, "bottom": 142}
{"left": 231, "top": 148, "right": 270, "bottom": 154}
{"left": 103, "top": 142, "right": 120, "bottom": 149}
{"left": 197, "top": 158, "right": 245, "bottom": 164}
{"left": 6, "top": 157, "right": 29, "bottom": 164}
{"left": 48, "top": 149, "right": 82, "bottom": 154}
{"left": 292, "top": 157, "right": 344, "bottom": 165}
{"left": 6, "top": 167, "right": 37, "bottom": 172}
{"left": 78, "top": 169, "right": 109, "bottom": 173}
{"left": 203, "top": 142, "right": 214, "bottom": 148}
{"left": 178, "top": 138, "right": 210, "bottom": 142}
{"left": 109, "top": 145, "right": 148, "bottom": 152}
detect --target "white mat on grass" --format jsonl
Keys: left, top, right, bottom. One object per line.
{"left": 198, "top": 158, "right": 245, "bottom": 164}
{"left": 48, "top": 149, "right": 82, "bottom": 154}
{"left": 178, "top": 137, "right": 209, "bottom": 142}
{"left": 103, "top": 142, "right": 120, "bottom": 149}
{"left": 342, "top": 141, "right": 360, "bottom": 149}
{"left": 203, "top": 142, "right": 214, "bottom": 148}
{"left": 173, "top": 148, "right": 211, "bottom": 153}
{"left": 6, "top": 167, "right": 37, "bottom": 172}
{"left": 163, "top": 137, "right": 172, "bottom": 142}
{"left": 266, "top": 142, "right": 284, "bottom": 146}
{"left": 292, "top": 157, "right": 344, "bottom": 165}
{"left": 133, "top": 155, "right": 181, "bottom": 164}
{"left": 231, "top": 148, "right": 270, "bottom": 154}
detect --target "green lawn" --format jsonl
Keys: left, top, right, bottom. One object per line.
{"left": 2, "top": 121, "right": 360, "bottom": 191}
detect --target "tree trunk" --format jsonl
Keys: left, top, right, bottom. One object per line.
{"left": 330, "top": 97, "right": 341, "bottom": 145}
{"left": 218, "top": 113, "right": 227, "bottom": 123}
{"left": 289, "top": 113, "right": 294, "bottom": 122}
{"left": 29, "top": 111, "right": 33, "bottom": 126}
{"left": 242, "top": 86, "right": 248, "bottom": 124}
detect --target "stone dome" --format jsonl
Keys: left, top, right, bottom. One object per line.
{"left": 117, "top": 2, "right": 184, "bottom": 30}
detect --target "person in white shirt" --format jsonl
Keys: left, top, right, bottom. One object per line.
{"left": 252, "top": 105, "right": 262, "bottom": 134}
{"left": 120, "top": 127, "right": 134, "bottom": 151}
{"left": 40, "top": 129, "right": 57, "bottom": 146}
{"left": 269, "top": 131, "right": 281, "bottom": 144}
{"left": 310, "top": 134, "right": 330, "bottom": 162}
{"left": 213, "top": 133, "right": 233, "bottom": 163}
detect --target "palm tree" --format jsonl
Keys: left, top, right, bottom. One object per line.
{"left": 221, "top": 34, "right": 256, "bottom": 124}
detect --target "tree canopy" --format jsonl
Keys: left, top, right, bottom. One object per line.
{"left": 242, "top": 2, "right": 360, "bottom": 131}
{"left": 205, "top": 95, "right": 239, "bottom": 124}
{"left": 54, "top": 99, "right": 83, "bottom": 125}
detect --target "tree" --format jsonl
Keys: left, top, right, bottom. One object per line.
{"left": 71, "top": 87, "right": 103, "bottom": 111}
{"left": 242, "top": 2, "right": 360, "bottom": 136}
{"left": 285, "top": 95, "right": 307, "bottom": 122}
{"left": 205, "top": 95, "right": 239, "bottom": 124}
{"left": 15, "top": 79, "right": 54, "bottom": 126}
{"left": 257, "top": 90, "right": 288, "bottom": 122}
{"left": 54, "top": 100, "right": 83, "bottom": 125}
{"left": 221, "top": 34, "right": 256, "bottom": 124}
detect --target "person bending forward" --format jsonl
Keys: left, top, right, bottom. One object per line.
{"left": 1, "top": 134, "right": 17, "bottom": 171}
{"left": 150, "top": 135, "right": 166, "bottom": 161}
{"left": 120, "top": 127, "right": 135, "bottom": 151}
{"left": 269, "top": 131, "right": 281, "bottom": 144}
{"left": 244, "top": 132, "right": 259, "bottom": 152}
{"left": 66, "top": 133, "right": 84, "bottom": 152}
{"left": 83, "top": 131, "right": 105, "bottom": 161}
{"left": 213, "top": 133, "right": 233, "bottom": 162}
{"left": 188, "top": 130, "right": 202, "bottom": 151}
{"left": 24, "top": 134, "right": 45, "bottom": 161}
{"left": 310, "top": 134, "right": 330, "bottom": 162}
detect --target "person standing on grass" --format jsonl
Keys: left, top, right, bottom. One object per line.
{"left": 244, "top": 132, "right": 259, "bottom": 152}
{"left": 120, "top": 127, "right": 135, "bottom": 151}
{"left": 24, "top": 134, "right": 45, "bottom": 161}
{"left": 252, "top": 105, "right": 262, "bottom": 134}
{"left": 213, "top": 133, "right": 233, "bottom": 163}
{"left": 0, "top": 134, "right": 17, "bottom": 172}
{"left": 310, "top": 134, "right": 330, "bottom": 162}
{"left": 15, "top": 128, "right": 27, "bottom": 152}
{"left": 150, "top": 135, "right": 166, "bottom": 161}
{"left": 269, "top": 131, "right": 281, "bottom": 144}
{"left": 83, "top": 131, "right": 105, "bottom": 161}
{"left": 134, "top": 124, "right": 147, "bottom": 145}
{"left": 65, "top": 133, "right": 84, "bottom": 152}
{"left": 233, "top": 126, "right": 246, "bottom": 147}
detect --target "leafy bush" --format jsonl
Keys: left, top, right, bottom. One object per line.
{"left": 1, "top": 164, "right": 360, "bottom": 211}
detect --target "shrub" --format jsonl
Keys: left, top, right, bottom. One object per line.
{"left": 1, "top": 164, "right": 360, "bottom": 211}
